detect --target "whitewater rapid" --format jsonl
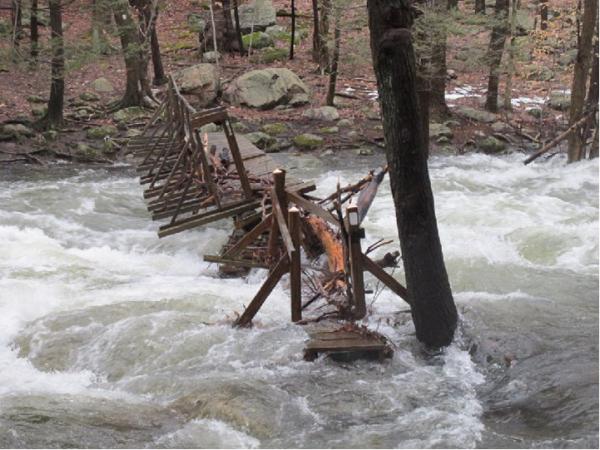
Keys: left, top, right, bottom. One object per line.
{"left": 0, "top": 153, "right": 597, "bottom": 448}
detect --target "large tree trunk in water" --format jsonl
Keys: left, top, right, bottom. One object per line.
{"left": 41, "top": 0, "right": 64, "bottom": 129}
{"left": 430, "top": 0, "right": 450, "bottom": 117}
{"left": 484, "top": 0, "right": 509, "bottom": 113}
{"left": 366, "top": 0, "right": 457, "bottom": 348}
{"left": 113, "top": 0, "right": 153, "bottom": 108}
{"left": 567, "top": 0, "right": 598, "bottom": 163}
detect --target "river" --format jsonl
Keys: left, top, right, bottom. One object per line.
{"left": 0, "top": 153, "right": 597, "bottom": 448}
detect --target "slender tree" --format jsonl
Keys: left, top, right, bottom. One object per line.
{"left": 326, "top": 4, "right": 341, "bottom": 106}
{"left": 30, "top": 0, "right": 39, "bottom": 62}
{"left": 38, "top": 0, "right": 64, "bottom": 129}
{"left": 484, "top": 0, "right": 509, "bottom": 112}
{"left": 567, "top": 0, "right": 598, "bottom": 162}
{"left": 475, "top": 0, "right": 485, "bottom": 14}
{"left": 503, "top": 0, "right": 517, "bottom": 111}
{"left": 111, "top": 0, "right": 154, "bottom": 108}
{"left": 133, "top": 0, "right": 167, "bottom": 85}
{"left": 311, "top": 0, "right": 322, "bottom": 62}
{"left": 366, "top": 0, "right": 457, "bottom": 348}
{"left": 540, "top": 0, "right": 548, "bottom": 30}
{"left": 429, "top": 0, "right": 451, "bottom": 117}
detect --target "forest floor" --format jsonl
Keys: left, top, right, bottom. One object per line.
{"left": 0, "top": 0, "right": 580, "bottom": 165}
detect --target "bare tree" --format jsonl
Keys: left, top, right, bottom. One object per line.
{"left": 484, "top": 0, "right": 509, "bottom": 112}
{"left": 367, "top": 0, "right": 457, "bottom": 348}
{"left": 475, "top": 0, "right": 485, "bottom": 14}
{"left": 567, "top": 0, "right": 598, "bottom": 162}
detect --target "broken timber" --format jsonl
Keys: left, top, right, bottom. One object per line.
{"left": 130, "top": 77, "right": 410, "bottom": 362}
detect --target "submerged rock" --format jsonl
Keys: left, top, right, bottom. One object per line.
{"left": 224, "top": 68, "right": 309, "bottom": 110}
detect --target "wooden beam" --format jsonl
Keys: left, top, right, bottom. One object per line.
{"left": 203, "top": 254, "right": 270, "bottom": 269}
{"left": 361, "top": 253, "right": 411, "bottom": 305}
{"left": 234, "top": 255, "right": 290, "bottom": 327}
{"left": 223, "top": 119, "right": 253, "bottom": 199}
{"left": 289, "top": 207, "right": 302, "bottom": 322}
{"left": 272, "top": 188, "right": 295, "bottom": 259}
{"left": 223, "top": 214, "right": 272, "bottom": 257}
{"left": 287, "top": 191, "right": 338, "bottom": 225}
{"left": 346, "top": 206, "right": 366, "bottom": 319}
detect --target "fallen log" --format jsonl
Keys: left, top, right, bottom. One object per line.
{"left": 356, "top": 166, "right": 387, "bottom": 223}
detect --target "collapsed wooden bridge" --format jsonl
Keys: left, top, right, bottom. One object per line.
{"left": 129, "top": 77, "right": 411, "bottom": 361}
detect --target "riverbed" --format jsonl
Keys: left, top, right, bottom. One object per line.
{"left": 0, "top": 153, "right": 597, "bottom": 448}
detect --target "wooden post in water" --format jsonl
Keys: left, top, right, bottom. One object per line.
{"left": 346, "top": 205, "right": 366, "bottom": 319}
{"left": 289, "top": 207, "right": 302, "bottom": 322}
{"left": 268, "top": 169, "right": 287, "bottom": 263}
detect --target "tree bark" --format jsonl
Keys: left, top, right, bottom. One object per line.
{"left": 475, "top": 0, "right": 485, "bottom": 14}
{"left": 430, "top": 0, "right": 450, "bottom": 117}
{"left": 484, "top": 0, "right": 509, "bottom": 112}
{"left": 138, "top": 1, "right": 167, "bottom": 85}
{"left": 319, "top": 0, "right": 330, "bottom": 73}
{"left": 503, "top": 0, "right": 517, "bottom": 111}
{"left": 43, "top": 0, "right": 65, "bottom": 129}
{"left": 540, "top": 0, "right": 548, "bottom": 30}
{"left": 30, "top": 0, "right": 39, "bottom": 61}
{"left": 11, "top": 0, "right": 22, "bottom": 50}
{"left": 367, "top": 0, "right": 457, "bottom": 348}
{"left": 311, "top": 0, "right": 322, "bottom": 62}
{"left": 290, "top": 0, "right": 296, "bottom": 59}
{"left": 325, "top": 7, "right": 340, "bottom": 106}
{"left": 568, "top": 0, "right": 598, "bottom": 162}
{"left": 232, "top": 0, "right": 245, "bottom": 55}
{"left": 585, "top": 38, "right": 598, "bottom": 158}
{"left": 113, "top": 0, "right": 153, "bottom": 107}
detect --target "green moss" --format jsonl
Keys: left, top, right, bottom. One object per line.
{"left": 242, "top": 32, "right": 273, "bottom": 50}
{"left": 86, "top": 125, "right": 118, "bottom": 140}
{"left": 293, "top": 133, "right": 323, "bottom": 150}
{"left": 262, "top": 122, "right": 287, "bottom": 136}
{"left": 251, "top": 47, "right": 288, "bottom": 64}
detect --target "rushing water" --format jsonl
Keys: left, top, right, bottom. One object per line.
{"left": 0, "top": 153, "right": 597, "bottom": 448}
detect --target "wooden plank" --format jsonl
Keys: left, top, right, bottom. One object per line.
{"left": 204, "top": 254, "right": 270, "bottom": 269}
{"left": 361, "top": 253, "right": 411, "bottom": 305}
{"left": 272, "top": 187, "right": 294, "bottom": 259}
{"left": 158, "top": 200, "right": 260, "bottom": 238}
{"left": 223, "top": 120, "right": 253, "bottom": 199}
{"left": 346, "top": 206, "right": 366, "bottom": 319}
{"left": 234, "top": 255, "right": 290, "bottom": 327}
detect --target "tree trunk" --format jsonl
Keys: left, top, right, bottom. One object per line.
{"left": 42, "top": 0, "right": 65, "bottom": 129}
{"left": 366, "top": 0, "right": 457, "bottom": 348}
{"left": 540, "top": 0, "right": 548, "bottom": 30}
{"left": 113, "top": 0, "right": 153, "bottom": 107}
{"left": 503, "top": 0, "right": 517, "bottom": 111}
{"left": 221, "top": 0, "right": 237, "bottom": 53}
{"left": 139, "top": 1, "right": 166, "bottom": 86}
{"left": 475, "top": 0, "right": 485, "bottom": 14}
{"left": 567, "top": 0, "right": 597, "bottom": 162}
{"left": 430, "top": 0, "right": 450, "bottom": 117}
{"left": 319, "top": 0, "right": 330, "bottom": 73}
{"left": 311, "top": 0, "right": 322, "bottom": 62}
{"left": 30, "top": 0, "right": 39, "bottom": 62}
{"left": 484, "top": 0, "right": 509, "bottom": 113}
{"left": 585, "top": 38, "right": 598, "bottom": 158}
{"left": 290, "top": 0, "right": 296, "bottom": 59}
{"left": 325, "top": 7, "right": 340, "bottom": 106}
{"left": 92, "top": 0, "right": 112, "bottom": 54}
{"left": 232, "top": 0, "right": 245, "bottom": 55}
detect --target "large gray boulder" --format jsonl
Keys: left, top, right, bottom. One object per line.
{"left": 302, "top": 106, "right": 339, "bottom": 121}
{"left": 454, "top": 105, "right": 496, "bottom": 123}
{"left": 233, "top": 0, "right": 276, "bottom": 33}
{"left": 224, "top": 68, "right": 309, "bottom": 110}
{"left": 176, "top": 64, "right": 220, "bottom": 108}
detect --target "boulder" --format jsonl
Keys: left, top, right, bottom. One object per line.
{"left": 548, "top": 91, "right": 570, "bottom": 111}
{"left": 429, "top": 122, "right": 453, "bottom": 139}
{"left": 242, "top": 31, "right": 273, "bottom": 50}
{"left": 231, "top": 121, "right": 249, "bottom": 133}
{"left": 454, "top": 105, "right": 496, "bottom": 123}
{"left": 302, "top": 106, "right": 339, "bottom": 121}
{"left": 558, "top": 49, "right": 578, "bottom": 66}
{"left": 233, "top": 0, "right": 276, "bottom": 33}
{"left": 337, "top": 118, "right": 354, "bottom": 128}
{"left": 491, "top": 121, "right": 508, "bottom": 132}
{"left": 112, "top": 107, "right": 150, "bottom": 124}
{"left": 262, "top": 122, "right": 287, "bottom": 135}
{"left": 224, "top": 68, "right": 310, "bottom": 110}
{"left": 293, "top": 133, "right": 323, "bottom": 150}
{"left": 357, "top": 147, "right": 374, "bottom": 156}
{"left": 202, "top": 51, "right": 220, "bottom": 63}
{"left": 319, "top": 126, "right": 339, "bottom": 134}
{"left": 526, "top": 107, "right": 544, "bottom": 119}
{"left": 86, "top": 125, "right": 118, "bottom": 140}
{"left": 73, "top": 143, "right": 101, "bottom": 161}
{"left": 27, "top": 95, "right": 46, "bottom": 104}
{"left": 80, "top": 92, "right": 100, "bottom": 102}
{"left": 93, "top": 77, "right": 114, "bottom": 93}
{"left": 251, "top": 47, "right": 288, "bottom": 64}
{"left": 1, "top": 123, "right": 35, "bottom": 139}
{"left": 244, "top": 131, "right": 276, "bottom": 150}
{"left": 176, "top": 64, "right": 220, "bottom": 108}
{"left": 478, "top": 136, "right": 506, "bottom": 154}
